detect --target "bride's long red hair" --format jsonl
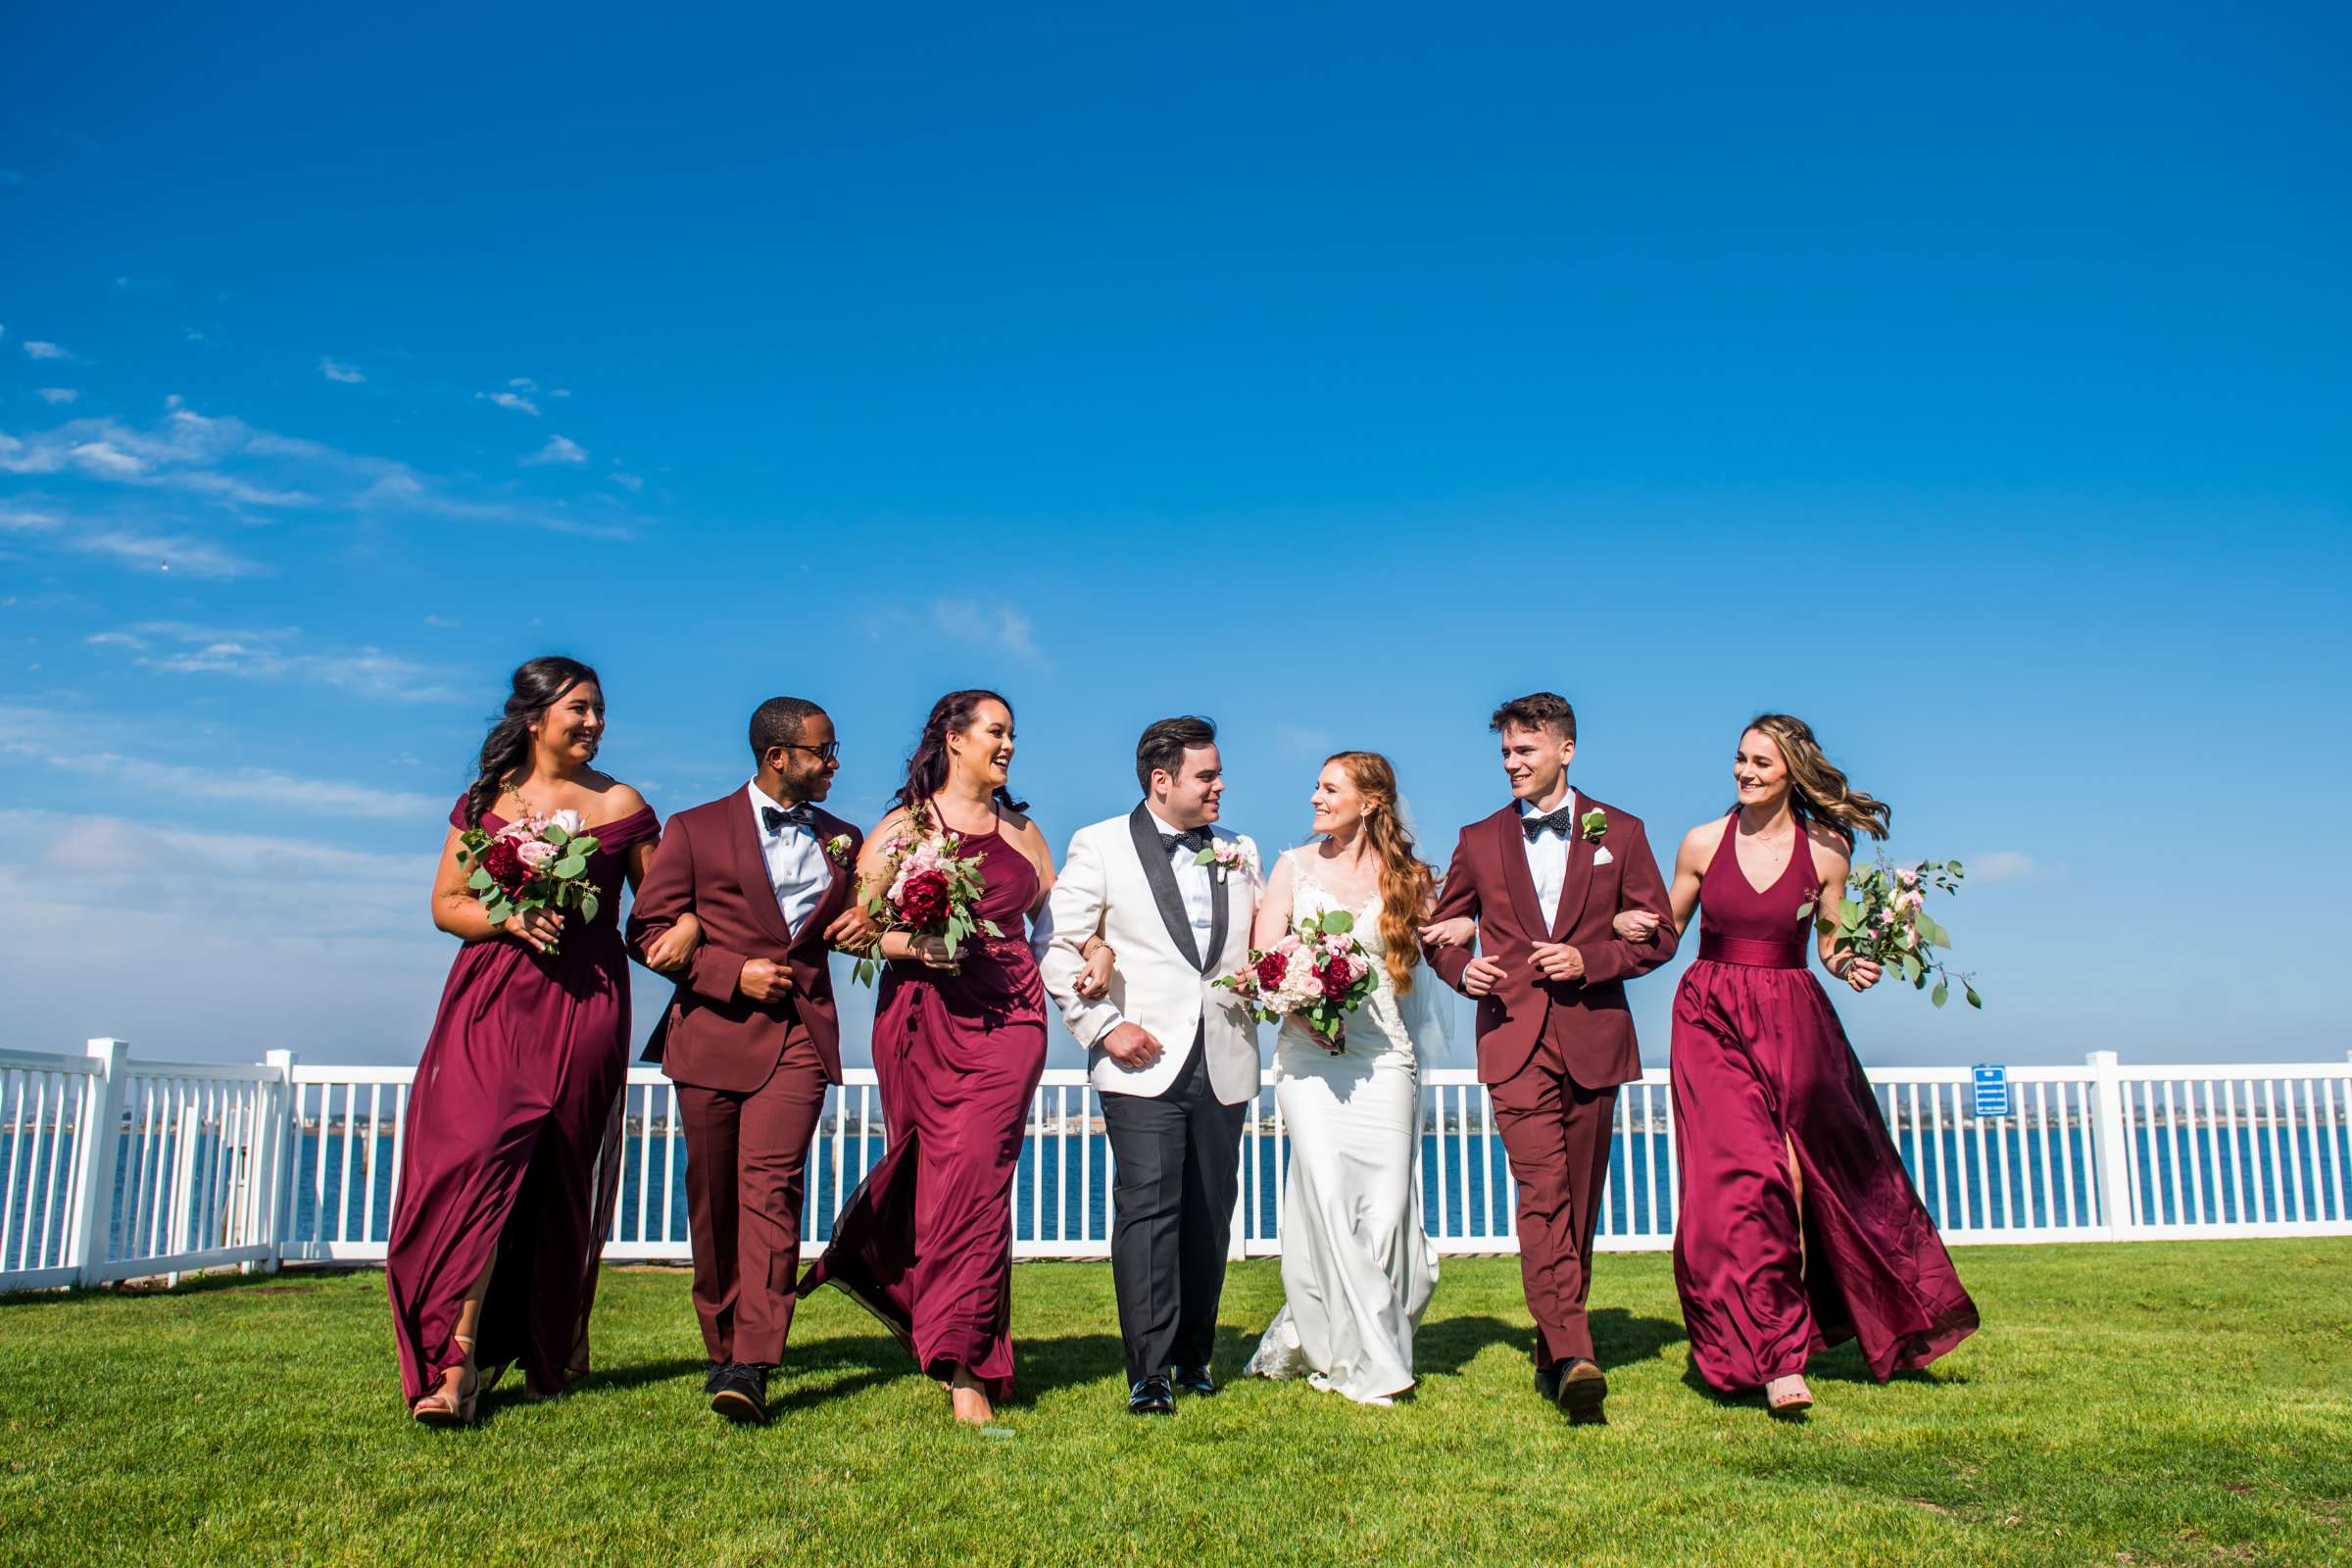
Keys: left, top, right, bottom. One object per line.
{"left": 1326, "top": 751, "right": 1435, "bottom": 995}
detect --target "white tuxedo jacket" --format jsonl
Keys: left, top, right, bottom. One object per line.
{"left": 1041, "top": 807, "right": 1262, "bottom": 1103}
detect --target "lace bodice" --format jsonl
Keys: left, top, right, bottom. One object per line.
{"left": 1281, "top": 851, "right": 1413, "bottom": 1062}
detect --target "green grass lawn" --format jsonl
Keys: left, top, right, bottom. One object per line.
{"left": 3, "top": 1242, "right": 2348, "bottom": 1566}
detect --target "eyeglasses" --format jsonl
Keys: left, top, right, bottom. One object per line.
{"left": 777, "top": 742, "right": 841, "bottom": 764}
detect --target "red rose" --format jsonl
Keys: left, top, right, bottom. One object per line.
{"left": 1318, "top": 958, "right": 1352, "bottom": 1003}
{"left": 480, "top": 838, "right": 528, "bottom": 891}
{"left": 1253, "top": 951, "right": 1289, "bottom": 990}
{"left": 896, "top": 869, "right": 951, "bottom": 931}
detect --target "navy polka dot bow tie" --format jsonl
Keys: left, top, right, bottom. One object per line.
{"left": 1522, "top": 809, "right": 1577, "bottom": 842}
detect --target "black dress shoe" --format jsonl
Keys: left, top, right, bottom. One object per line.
{"left": 1534, "top": 1363, "right": 1562, "bottom": 1403}
{"left": 1127, "top": 1375, "right": 1174, "bottom": 1415}
{"left": 1552, "top": 1357, "right": 1608, "bottom": 1425}
{"left": 703, "top": 1360, "right": 730, "bottom": 1395}
{"left": 710, "top": 1362, "right": 768, "bottom": 1425}
{"left": 1171, "top": 1365, "right": 1217, "bottom": 1396}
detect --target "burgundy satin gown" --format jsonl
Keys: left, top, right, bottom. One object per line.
{"left": 1670, "top": 812, "right": 1977, "bottom": 1392}
{"left": 386, "top": 796, "right": 658, "bottom": 1403}
{"left": 800, "top": 824, "right": 1048, "bottom": 1403}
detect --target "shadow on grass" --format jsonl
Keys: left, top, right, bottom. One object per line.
{"left": 1675, "top": 1337, "right": 1970, "bottom": 1408}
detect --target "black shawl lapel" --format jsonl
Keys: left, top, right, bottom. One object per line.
{"left": 1203, "top": 837, "right": 1233, "bottom": 975}
{"left": 1128, "top": 804, "right": 1204, "bottom": 970}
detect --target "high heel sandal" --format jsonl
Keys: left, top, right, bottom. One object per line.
{"left": 412, "top": 1334, "right": 481, "bottom": 1428}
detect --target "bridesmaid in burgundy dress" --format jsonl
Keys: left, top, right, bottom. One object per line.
{"left": 389, "top": 658, "right": 697, "bottom": 1424}
{"left": 1619, "top": 713, "right": 1977, "bottom": 1413}
{"left": 800, "top": 690, "right": 1071, "bottom": 1428}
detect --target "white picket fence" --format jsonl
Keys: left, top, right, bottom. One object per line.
{"left": 3, "top": 1040, "right": 2349, "bottom": 1294}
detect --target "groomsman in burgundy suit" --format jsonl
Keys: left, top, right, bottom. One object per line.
{"left": 1421, "top": 693, "right": 1677, "bottom": 1424}
{"left": 627, "top": 697, "right": 871, "bottom": 1425}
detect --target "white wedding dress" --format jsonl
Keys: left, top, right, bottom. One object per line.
{"left": 1244, "top": 851, "right": 1443, "bottom": 1405}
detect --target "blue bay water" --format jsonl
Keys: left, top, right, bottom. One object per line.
{"left": 6, "top": 1114, "right": 2346, "bottom": 1268}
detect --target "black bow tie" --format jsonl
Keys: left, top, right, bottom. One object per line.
{"left": 1522, "top": 808, "right": 1577, "bottom": 842}
{"left": 762, "top": 803, "right": 815, "bottom": 835}
{"left": 1159, "top": 827, "right": 1213, "bottom": 858}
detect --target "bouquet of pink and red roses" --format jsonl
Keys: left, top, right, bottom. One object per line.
{"left": 852, "top": 804, "right": 1003, "bottom": 984}
{"left": 1214, "top": 907, "right": 1377, "bottom": 1054}
{"left": 458, "top": 808, "right": 604, "bottom": 954}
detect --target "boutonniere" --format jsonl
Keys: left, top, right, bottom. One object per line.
{"left": 1194, "top": 841, "right": 1258, "bottom": 881}
{"left": 825, "top": 834, "right": 853, "bottom": 866}
{"left": 1579, "top": 809, "right": 1608, "bottom": 843}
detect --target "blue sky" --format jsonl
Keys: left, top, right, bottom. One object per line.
{"left": 3, "top": 4, "right": 2345, "bottom": 1068}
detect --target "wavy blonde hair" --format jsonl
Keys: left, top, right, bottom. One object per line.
{"left": 1738, "top": 713, "right": 1890, "bottom": 848}
{"left": 1326, "top": 751, "right": 1436, "bottom": 994}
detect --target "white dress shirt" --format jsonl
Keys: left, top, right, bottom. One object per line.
{"left": 1146, "top": 807, "right": 1218, "bottom": 956}
{"left": 747, "top": 782, "right": 830, "bottom": 936}
{"left": 1518, "top": 788, "right": 1577, "bottom": 932}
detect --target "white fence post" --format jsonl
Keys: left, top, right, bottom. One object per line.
{"left": 2086, "top": 1050, "right": 2135, "bottom": 1240}
{"left": 66, "top": 1039, "right": 130, "bottom": 1288}
{"left": 259, "top": 1051, "right": 298, "bottom": 1274}
{"left": 1227, "top": 1093, "right": 1250, "bottom": 1262}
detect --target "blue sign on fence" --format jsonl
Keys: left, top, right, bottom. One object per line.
{"left": 1972, "top": 1064, "right": 2011, "bottom": 1119}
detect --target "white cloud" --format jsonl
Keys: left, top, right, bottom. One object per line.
{"left": 421, "top": 614, "right": 459, "bottom": 628}
{"left": 70, "top": 530, "right": 262, "bottom": 578}
{"left": 0, "top": 410, "right": 318, "bottom": 505}
{"left": 0, "top": 506, "right": 59, "bottom": 531}
{"left": 69, "top": 438, "right": 146, "bottom": 475}
{"left": 181, "top": 327, "right": 208, "bottom": 343}
{"left": 86, "top": 621, "right": 464, "bottom": 701}
{"left": 36, "top": 387, "right": 77, "bottom": 405}
{"left": 930, "top": 598, "right": 1048, "bottom": 665}
{"left": 550, "top": 388, "right": 570, "bottom": 398}
{"left": 606, "top": 471, "right": 644, "bottom": 491}
{"left": 508, "top": 377, "right": 539, "bottom": 392}
{"left": 477, "top": 390, "right": 539, "bottom": 416}
{"left": 523, "top": 434, "right": 588, "bottom": 466}
{"left": 0, "top": 808, "right": 451, "bottom": 1060}
{"left": 3, "top": 398, "right": 637, "bottom": 559}
{"left": 24, "top": 340, "right": 69, "bottom": 361}
{"left": 318, "top": 356, "right": 366, "bottom": 383}
{"left": 1970, "top": 850, "right": 2042, "bottom": 884}
{"left": 0, "top": 705, "right": 441, "bottom": 823}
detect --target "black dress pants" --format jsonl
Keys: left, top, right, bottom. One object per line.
{"left": 1101, "top": 1031, "right": 1248, "bottom": 1384}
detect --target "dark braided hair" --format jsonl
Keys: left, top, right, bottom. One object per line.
{"left": 893, "top": 689, "right": 1028, "bottom": 815}
{"left": 464, "top": 657, "right": 602, "bottom": 827}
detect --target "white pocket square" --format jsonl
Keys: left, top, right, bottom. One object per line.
{"left": 1592, "top": 847, "right": 1614, "bottom": 866}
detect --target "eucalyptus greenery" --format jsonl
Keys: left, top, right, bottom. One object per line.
{"left": 1800, "top": 856, "right": 1981, "bottom": 1009}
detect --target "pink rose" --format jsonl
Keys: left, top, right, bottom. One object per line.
{"left": 516, "top": 839, "right": 559, "bottom": 871}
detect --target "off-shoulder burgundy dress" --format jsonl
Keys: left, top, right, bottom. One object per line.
{"left": 800, "top": 822, "right": 1048, "bottom": 1403}
{"left": 386, "top": 795, "right": 658, "bottom": 1404}
{"left": 1669, "top": 812, "right": 1977, "bottom": 1392}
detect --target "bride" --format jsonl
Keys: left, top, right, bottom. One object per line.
{"left": 1245, "top": 751, "right": 1450, "bottom": 1405}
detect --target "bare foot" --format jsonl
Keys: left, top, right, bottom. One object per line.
{"left": 1766, "top": 1374, "right": 1814, "bottom": 1413}
{"left": 948, "top": 1367, "right": 994, "bottom": 1427}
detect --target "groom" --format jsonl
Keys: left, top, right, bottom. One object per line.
{"left": 1043, "top": 715, "right": 1261, "bottom": 1416}
{"left": 1422, "top": 693, "right": 1677, "bottom": 1424}
{"left": 626, "top": 696, "right": 870, "bottom": 1426}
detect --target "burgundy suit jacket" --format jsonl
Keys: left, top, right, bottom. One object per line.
{"left": 625, "top": 789, "right": 862, "bottom": 1093}
{"left": 1424, "top": 793, "right": 1679, "bottom": 1090}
